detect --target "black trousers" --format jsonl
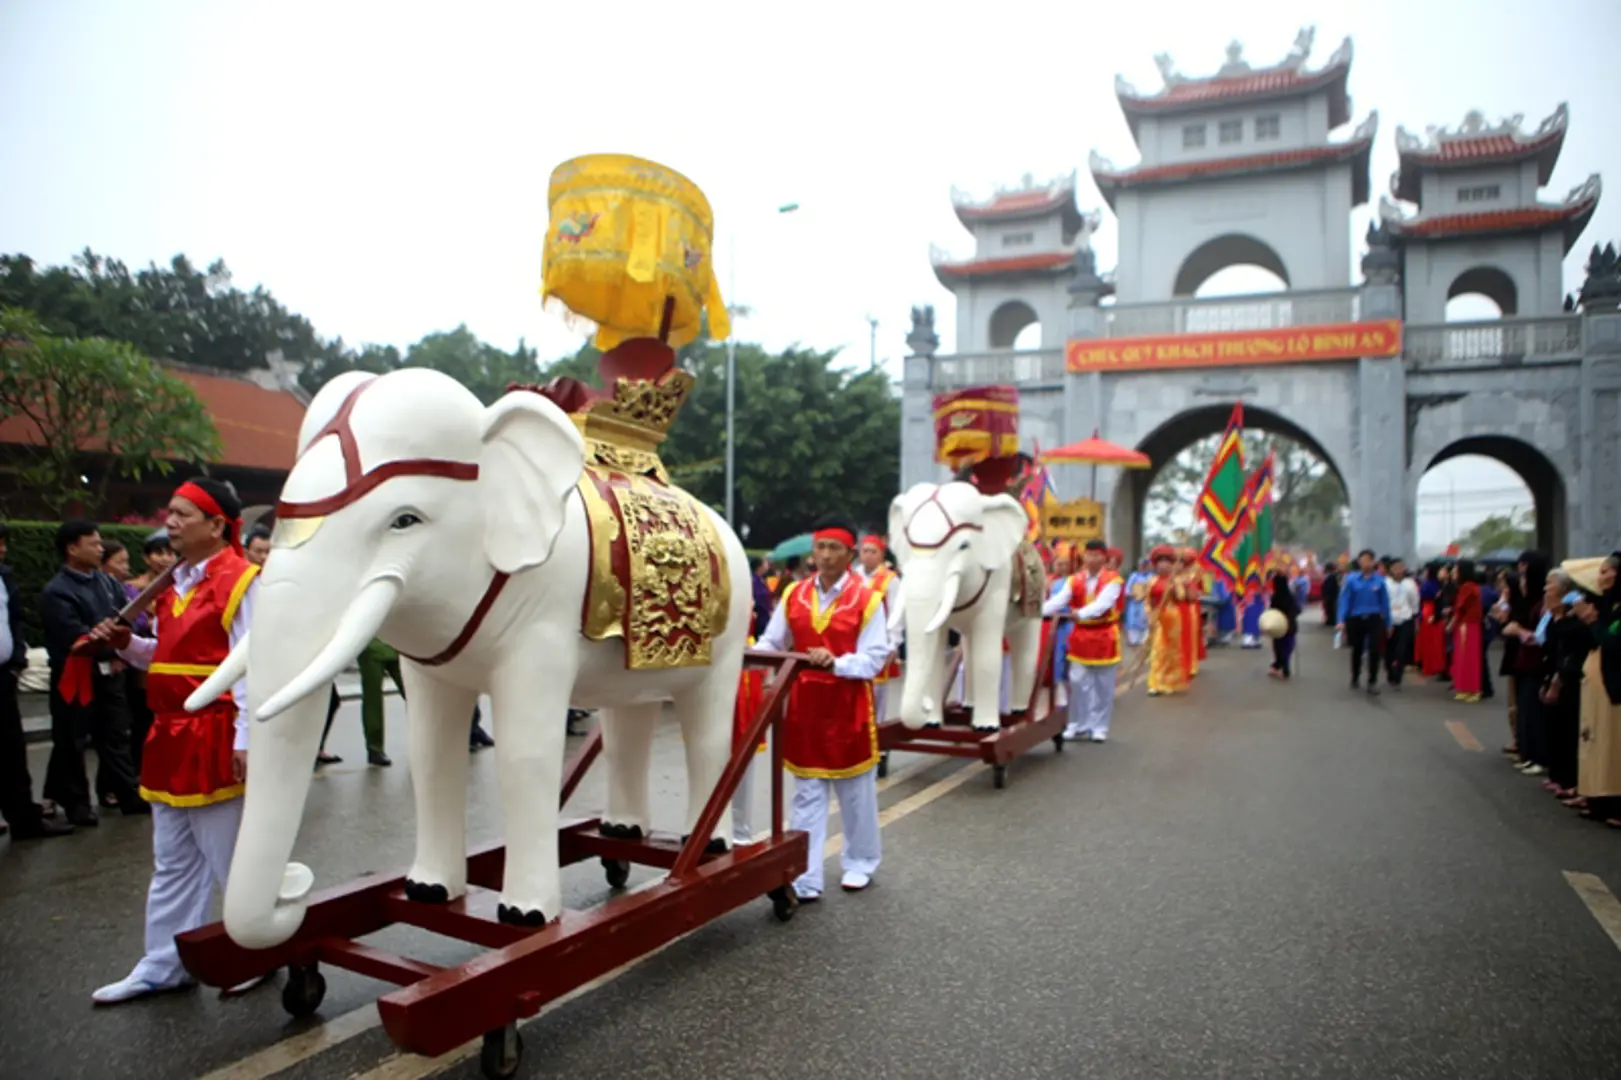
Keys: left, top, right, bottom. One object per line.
{"left": 0, "top": 669, "right": 43, "bottom": 829}
{"left": 1545, "top": 691, "right": 1581, "bottom": 790}
{"left": 43, "top": 664, "right": 144, "bottom": 815}
{"left": 1346, "top": 615, "right": 1385, "bottom": 685}
{"left": 1387, "top": 621, "right": 1415, "bottom": 685}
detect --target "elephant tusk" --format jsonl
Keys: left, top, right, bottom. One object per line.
{"left": 923, "top": 572, "right": 961, "bottom": 635}
{"left": 185, "top": 632, "right": 250, "bottom": 712}
{"left": 256, "top": 577, "right": 402, "bottom": 721}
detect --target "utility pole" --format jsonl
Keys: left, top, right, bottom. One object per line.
{"left": 867, "top": 315, "right": 878, "bottom": 369}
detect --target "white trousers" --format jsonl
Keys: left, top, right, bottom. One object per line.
{"left": 949, "top": 654, "right": 1012, "bottom": 714}
{"left": 791, "top": 770, "right": 881, "bottom": 897}
{"left": 872, "top": 683, "right": 889, "bottom": 724}
{"left": 731, "top": 756, "right": 758, "bottom": 844}
{"left": 1065, "top": 664, "right": 1118, "bottom": 739}
{"left": 131, "top": 798, "right": 243, "bottom": 986}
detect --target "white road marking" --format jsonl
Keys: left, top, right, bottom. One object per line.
{"left": 1563, "top": 871, "right": 1621, "bottom": 952}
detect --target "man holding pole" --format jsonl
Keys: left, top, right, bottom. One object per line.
{"left": 87, "top": 477, "right": 263, "bottom": 1005}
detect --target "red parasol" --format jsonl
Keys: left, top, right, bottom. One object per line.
{"left": 1040, "top": 430, "right": 1151, "bottom": 469}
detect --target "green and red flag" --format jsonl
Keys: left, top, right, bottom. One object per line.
{"left": 1201, "top": 530, "right": 1241, "bottom": 588}
{"left": 1240, "top": 453, "right": 1275, "bottom": 601}
{"left": 1196, "top": 403, "right": 1247, "bottom": 540}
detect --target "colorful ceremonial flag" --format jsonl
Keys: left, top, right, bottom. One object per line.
{"left": 1201, "top": 530, "right": 1241, "bottom": 589}
{"left": 1239, "top": 453, "right": 1275, "bottom": 601}
{"left": 1196, "top": 403, "right": 1247, "bottom": 540}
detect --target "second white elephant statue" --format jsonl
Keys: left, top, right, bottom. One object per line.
{"left": 187, "top": 367, "right": 753, "bottom": 950}
{"left": 888, "top": 481, "right": 1046, "bottom": 731}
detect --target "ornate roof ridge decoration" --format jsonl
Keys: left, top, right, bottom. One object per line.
{"left": 1116, "top": 27, "right": 1351, "bottom": 103}
{"left": 1394, "top": 102, "right": 1568, "bottom": 157}
{"left": 929, "top": 246, "right": 1077, "bottom": 286}
{"left": 950, "top": 170, "right": 1076, "bottom": 207}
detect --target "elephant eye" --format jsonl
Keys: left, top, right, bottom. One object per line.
{"left": 390, "top": 512, "right": 423, "bottom": 531}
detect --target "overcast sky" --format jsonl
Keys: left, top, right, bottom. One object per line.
{"left": 4, "top": 0, "right": 1612, "bottom": 547}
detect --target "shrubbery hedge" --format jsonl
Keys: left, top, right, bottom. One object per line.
{"left": 1, "top": 520, "right": 157, "bottom": 645}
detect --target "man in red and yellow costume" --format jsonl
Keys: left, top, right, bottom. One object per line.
{"left": 1043, "top": 539, "right": 1124, "bottom": 742}
{"left": 88, "top": 477, "right": 262, "bottom": 1005}
{"left": 854, "top": 533, "right": 904, "bottom": 722}
{"left": 755, "top": 514, "right": 889, "bottom": 900}
{"left": 1178, "top": 547, "right": 1204, "bottom": 679}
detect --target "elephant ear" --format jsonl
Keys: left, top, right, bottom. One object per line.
{"left": 478, "top": 391, "right": 586, "bottom": 575}
{"left": 979, "top": 493, "right": 1029, "bottom": 572}
{"left": 887, "top": 489, "right": 918, "bottom": 569}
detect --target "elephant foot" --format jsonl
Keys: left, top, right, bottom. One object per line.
{"left": 497, "top": 902, "right": 552, "bottom": 928}
{"left": 922, "top": 719, "right": 943, "bottom": 729}
{"left": 1008, "top": 709, "right": 1028, "bottom": 723}
{"left": 403, "top": 879, "right": 452, "bottom": 904}
{"left": 971, "top": 719, "right": 1001, "bottom": 732}
{"left": 597, "top": 822, "right": 645, "bottom": 840}
{"left": 680, "top": 834, "right": 730, "bottom": 855}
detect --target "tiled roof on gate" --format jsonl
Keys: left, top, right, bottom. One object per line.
{"left": 1391, "top": 104, "right": 1569, "bottom": 205}
{"left": 950, "top": 173, "right": 1099, "bottom": 243}
{"left": 0, "top": 363, "right": 307, "bottom": 473}
{"left": 930, "top": 250, "right": 1074, "bottom": 285}
{"left": 1090, "top": 115, "right": 1377, "bottom": 208}
{"left": 1378, "top": 174, "right": 1601, "bottom": 254}
{"left": 1114, "top": 33, "right": 1354, "bottom": 137}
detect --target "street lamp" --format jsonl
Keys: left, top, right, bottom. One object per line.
{"left": 724, "top": 201, "right": 799, "bottom": 529}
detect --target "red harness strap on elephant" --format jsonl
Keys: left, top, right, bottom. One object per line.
{"left": 780, "top": 577, "right": 882, "bottom": 780}
{"left": 276, "top": 377, "right": 506, "bottom": 667}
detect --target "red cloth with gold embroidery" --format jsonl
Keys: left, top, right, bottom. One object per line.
{"left": 139, "top": 551, "right": 259, "bottom": 807}
{"left": 780, "top": 576, "right": 882, "bottom": 779}
{"left": 865, "top": 566, "right": 902, "bottom": 683}
{"left": 1066, "top": 569, "right": 1124, "bottom": 666}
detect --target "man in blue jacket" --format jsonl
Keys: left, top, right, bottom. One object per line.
{"left": 1337, "top": 548, "right": 1392, "bottom": 695}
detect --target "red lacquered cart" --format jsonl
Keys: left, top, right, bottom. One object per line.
{"left": 176, "top": 651, "right": 807, "bottom": 1079}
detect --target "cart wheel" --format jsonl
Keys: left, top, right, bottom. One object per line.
{"left": 1052, "top": 734, "right": 1065, "bottom": 753}
{"left": 768, "top": 886, "right": 798, "bottom": 923}
{"left": 603, "top": 857, "right": 631, "bottom": 890}
{"left": 281, "top": 964, "right": 326, "bottom": 1019}
{"left": 877, "top": 752, "right": 890, "bottom": 779}
{"left": 992, "top": 764, "right": 1007, "bottom": 790}
{"left": 481, "top": 1023, "right": 523, "bottom": 1080}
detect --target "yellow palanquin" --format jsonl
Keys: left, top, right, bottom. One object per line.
{"left": 534, "top": 155, "right": 734, "bottom": 671}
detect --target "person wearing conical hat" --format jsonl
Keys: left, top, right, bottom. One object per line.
{"left": 753, "top": 514, "right": 889, "bottom": 900}
{"left": 1042, "top": 539, "right": 1124, "bottom": 741}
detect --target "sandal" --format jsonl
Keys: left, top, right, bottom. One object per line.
{"left": 315, "top": 751, "right": 342, "bottom": 765}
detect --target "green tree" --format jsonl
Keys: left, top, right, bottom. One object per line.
{"left": 0, "top": 307, "right": 222, "bottom": 513}
{"left": 1459, "top": 508, "right": 1534, "bottom": 555}
{"left": 1144, "top": 432, "right": 1349, "bottom": 555}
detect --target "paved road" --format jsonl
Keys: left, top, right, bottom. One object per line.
{"left": 3, "top": 628, "right": 1619, "bottom": 1079}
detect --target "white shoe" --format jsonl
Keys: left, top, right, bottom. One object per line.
{"left": 793, "top": 887, "right": 821, "bottom": 902}
{"left": 840, "top": 871, "right": 872, "bottom": 892}
{"left": 220, "top": 972, "right": 271, "bottom": 998}
{"left": 1091, "top": 732, "right": 1108, "bottom": 743}
{"left": 92, "top": 974, "right": 193, "bottom": 1005}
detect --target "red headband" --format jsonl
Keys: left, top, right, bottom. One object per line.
{"left": 814, "top": 527, "right": 856, "bottom": 550}
{"left": 860, "top": 534, "right": 885, "bottom": 551}
{"left": 175, "top": 480, "right": 243, "bottom": 557}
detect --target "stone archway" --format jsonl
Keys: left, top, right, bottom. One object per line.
{"left": 1446, "top": 266, "right": 1519, "bottom": 318}
{"left": 1172, "top": 235, "right": 1292, "bottom": 297}
{"left": 1419, "top": 436, "right": 1565, "bottom": 556}
{"left": 1109, "top": 403, "right": 1349, "bottom": 561}
{"left": 988, "top": 299, "right": 1040, "bottom": 349}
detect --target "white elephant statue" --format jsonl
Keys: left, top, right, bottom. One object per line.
{"left": 888, "top": 481, "right": 1046, "bottom": 731}
{"left": 187, "top": 367, "right": 752, "bottom": 950}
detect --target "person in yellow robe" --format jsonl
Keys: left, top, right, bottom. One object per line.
{"left": 1147, "top": 545, "right": 1191, "bottom": 696}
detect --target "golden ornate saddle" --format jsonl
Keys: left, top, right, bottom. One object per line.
{"left": 521, "top": 339, "right": 731, "bottom": 670}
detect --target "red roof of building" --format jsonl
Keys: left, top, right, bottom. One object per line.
{"left": 1391, "top": 108, "right": 1568, "bottom": 204}
{"left": 1115, "top": 39, "right": 1354, "bottom": 137}
{"left": 1091, "top": 133, "right": 1374, "bottom": 208}
{"left": 0, "top": 365, "right": 306, "bottom": 473}
{"left": 951, "top": 177, "right": 1094, "bottom": 242}
{"left": 931, "top": 250, "right": 1074, "bottom": 284}
{"left": 1383, "top": 181, "right": 1600, "bottom": 253}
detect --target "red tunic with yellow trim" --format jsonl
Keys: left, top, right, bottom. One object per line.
{"left": 139, "top": 551, "right": 259, "bottom": 807}
{"left": 781, "top": 576, "right": 883, "bottom": 779}
{"left": 865, "top": 566, "right": 902, "bottom": 683}
{"left": 1066, "top": 569, "right": 1124, "bottom": 666}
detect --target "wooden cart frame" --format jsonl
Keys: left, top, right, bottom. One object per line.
{"left": 176, "top": 651, "right": 809, "bottom": 1079}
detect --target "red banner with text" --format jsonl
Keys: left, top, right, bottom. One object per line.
{"left": 1065, "top": 320, "right": 1402, "bottom": 374}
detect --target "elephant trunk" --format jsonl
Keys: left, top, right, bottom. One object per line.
{"left": 222, "top": 577, "right": 399, "bottom": 951}
{"left": 897, "top": 567, "right": 958, "bottom": 730}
